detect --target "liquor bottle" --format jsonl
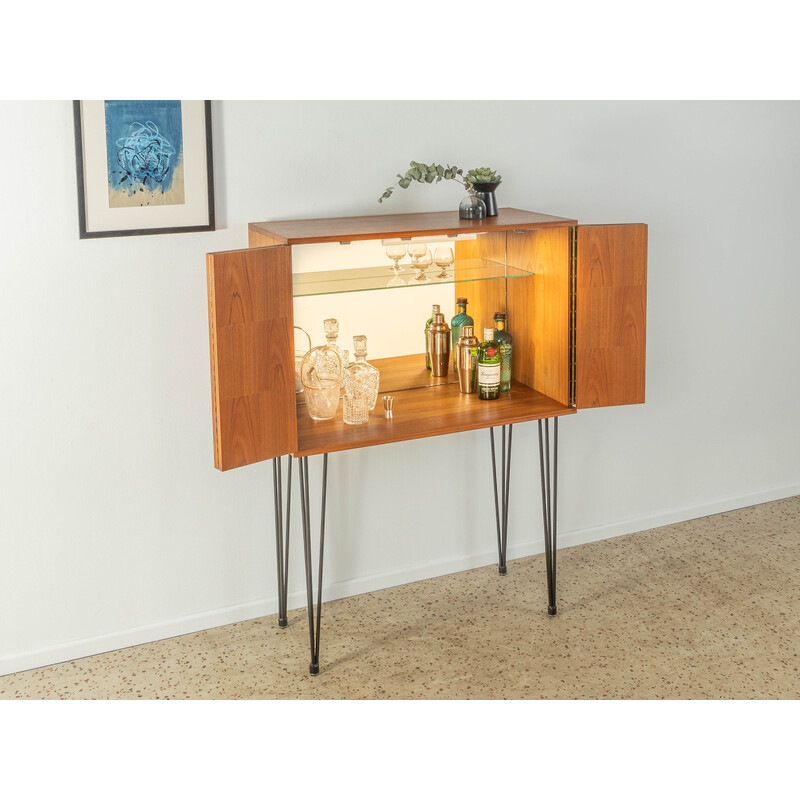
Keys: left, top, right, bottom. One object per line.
{"left": 427, "top": 311, "right": 451, "bottom": 377}
{"left": 425, "top": 304, "right": 441, "bottom": 370}
{"left": 493, "top": 312, "right": 513, "bottom": 392}
{"left": 451, "top": 297, "right": 474, "bottom": 370}
{"left": 323, "top": 318, "right": 349, "bottom": 383}
{"left": 456, "top": 325, "right": 479, "bottom": 393}
{"left": 478, "top": 327, "right": 501, "bottom": 401}
{"left": 343, "top": 335, "right": 380, "bottom": 424}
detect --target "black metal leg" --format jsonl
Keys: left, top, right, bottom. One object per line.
{"left": 272, "top": 455, "right": 292, "bottom": 628}
{"left": 490, "top": 424, "right": 513, "bottom": 575}
{"left": 538, "top": 417, "right": 558, "bottom": 616}
{"left": 298, "top": 454, "right": 328, "bottom": 676}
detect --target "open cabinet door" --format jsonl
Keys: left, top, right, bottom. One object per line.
{"left": 575, "top": 224, "right": 647, "bottom": 408}
{"left": 207, "top": 246, "right": 297, "bottom": 470}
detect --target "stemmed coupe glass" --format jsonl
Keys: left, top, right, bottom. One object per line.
{"left": 386, "top": 244, "right": 406, "bottom": 275}
{"left": 411, "top": 247, "right": 433, "bottom": 282}
{"left": 433, "top": 246, "right": 455, "bottom": 279}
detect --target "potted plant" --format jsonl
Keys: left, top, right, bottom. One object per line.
{"left": 378, "top": 162, "right": 503, "bottom": 218}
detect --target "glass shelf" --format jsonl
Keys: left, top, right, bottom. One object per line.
{"left": 292, "top": 257, "right": 533, "bottom": 298}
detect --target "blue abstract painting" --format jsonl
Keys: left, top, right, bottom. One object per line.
{"left": 105, "top": 100, "right": 185, "bottom": 208}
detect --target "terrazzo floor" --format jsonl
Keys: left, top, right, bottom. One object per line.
{"left": 2, "top": 496, "right": 798, "bottom": 700}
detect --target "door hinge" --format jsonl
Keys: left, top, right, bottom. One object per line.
{"left": 569, "top": 226, "right": 577, "bottom": 407}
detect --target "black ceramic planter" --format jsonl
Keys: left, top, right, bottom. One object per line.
{"left": 473, "top": 182, "right": 501, "bottom": 217}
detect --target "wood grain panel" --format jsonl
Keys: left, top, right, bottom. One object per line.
{"left": 575, "top": 224, "right": 647, "bottom": 408}
{"left": 295, "top": 380, "right": 575, "bottom": 457}
{"left": 506, "top": 227, "right": 571, "bottom": 405}
{"left": 207, "top": 246, "right": 297, "bottom": 470}
{"left": 248, "top": 228, "right": 288, "bottom": 248}
{"left": 249, "top": 208, "right": 577, "bottom": 245}
{"left": 454, "top": 232, "right": 507, "bottom": 342}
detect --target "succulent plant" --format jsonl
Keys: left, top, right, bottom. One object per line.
{"left": 463, "top": 167, "right": 502, "bottom": 186}
{"left": 379, "top": 161, "right": 502, "bottom": 203}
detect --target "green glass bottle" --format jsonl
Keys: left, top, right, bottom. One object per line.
{"left": 493, "top": 312, "right": 513, "bottom": 392}
{"left": 478, "top": 327, "right": 501, "bottom": 401}
{"left": 425, "top": 303, "right": 440, "bottom": 370}
{"left": 451, "top": 297, "right": 474, "bottom": 370}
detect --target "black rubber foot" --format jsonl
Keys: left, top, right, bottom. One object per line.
{"left": 309, "top": 663, "right": 319, "bottom": 675}
{"left": 498, "top": 565, "right": 508, "bottom": 575}
{"left": 547, "top": 605, "right": 558, "bottom": 617}
{"left": 278, "top": 617, "right": 288, "bottom": 629}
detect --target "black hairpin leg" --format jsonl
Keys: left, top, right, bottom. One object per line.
{"left": 490, "top": 424, "right": 513, "bottom": 575}
{"left": 298, "top": 453, "right": 328, "bottom": 676}
{"left": 538, "top": 417, "right": 558, "bottom": 616}
{"left": 272, "top": 455, "right": 292, "bottom": 628}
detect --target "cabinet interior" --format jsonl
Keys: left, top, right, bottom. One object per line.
{"left": 290, "top": 226, "right": 574, "bottom": 456}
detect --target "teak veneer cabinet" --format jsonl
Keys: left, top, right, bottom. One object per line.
{"left": 206, "top": 208, "right": 647, "bottom": 674}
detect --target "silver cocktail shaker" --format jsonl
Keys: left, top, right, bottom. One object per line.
{"left": 427, "top": 312, "right": 451, "bottom": 377}
{"left": 457, "top": 325, "right": 479, "bottom": 393}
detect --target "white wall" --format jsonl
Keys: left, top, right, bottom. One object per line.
{"left": 1, "top": 101, "right": 798, "bottom": 675}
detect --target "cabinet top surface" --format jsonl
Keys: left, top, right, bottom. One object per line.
{"left": 249, "top": 208, "right": 577, "bottom": 245}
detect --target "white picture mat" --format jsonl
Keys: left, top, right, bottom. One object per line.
{"left": 79, "top": 100, "right": 211, "bottom": 233}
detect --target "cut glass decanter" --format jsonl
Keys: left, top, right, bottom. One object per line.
{"left": 343, "top": 335, "right": 380, "bottom": 425}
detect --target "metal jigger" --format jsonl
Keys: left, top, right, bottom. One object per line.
{"left": 383, "top": 395, "right": 394, "bottom": 419}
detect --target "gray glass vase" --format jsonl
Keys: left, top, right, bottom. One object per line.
{"left": 459, "top": 194, "right": 486, "bottom": 220}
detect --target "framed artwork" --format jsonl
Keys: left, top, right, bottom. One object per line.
{"left": 73, "top": 100, "right": 215, "bottom": 238}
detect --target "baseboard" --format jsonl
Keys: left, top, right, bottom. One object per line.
{"left": 2, "top": 481, "right": 798, "bottom": 677}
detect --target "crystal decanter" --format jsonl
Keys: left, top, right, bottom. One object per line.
{"left": 343, "top": 335, "right": 380, "bottom": 425}
{"left": 323, "top": 318, "right": 349, "bottom": 391}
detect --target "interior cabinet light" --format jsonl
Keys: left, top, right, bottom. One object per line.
{"left": 380, "top": 233, "right": 479, "bottom": 246}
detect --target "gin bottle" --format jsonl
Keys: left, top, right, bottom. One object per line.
{"left": 425, "top": 304, "right": 441, "bottom": 370}
{"left": 323, "top": 318, "right": 349, "bottom": 385}
{"left": 343, "top": 335, "right": 380, "bottom": 424}
{"left": 493, "top": 312, "right": 513, "bottom": 392}
{"left": 451, "top": 297, "right": 474, "bottom": 370}
{"left": 477, "top": 327, "right": 501, "bottom": 401}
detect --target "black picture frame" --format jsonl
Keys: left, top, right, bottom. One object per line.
{"left": 73, "top": 100, "right": 216, "bottom": 239}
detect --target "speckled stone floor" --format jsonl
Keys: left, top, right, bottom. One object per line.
{"left": 2, "top": 496, "right": 798, "bottom": 700}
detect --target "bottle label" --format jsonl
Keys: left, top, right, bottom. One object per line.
{"left": 478, "top": 363, "right": 500, "bottom": 387}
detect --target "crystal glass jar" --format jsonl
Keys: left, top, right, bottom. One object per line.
{"left": 343, "top": 335, "right": 380, "bottom": 425}
{"left": 300, "top": 345, "right": 343, "bottom": 420}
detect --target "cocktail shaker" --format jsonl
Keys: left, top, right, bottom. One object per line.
{"left": 457, "top": 325, "right": 479, "bottom": 393}
{"left": 427, "top": 312, "right": 451, "bottom": 377}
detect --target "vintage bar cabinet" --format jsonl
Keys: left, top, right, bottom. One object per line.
{"left": 206, "top": 208, "right": 647, "bottom": 674}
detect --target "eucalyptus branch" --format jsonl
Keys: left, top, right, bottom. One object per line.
{"left": 378, "top": 162, "right": 501, "bottom": 203}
